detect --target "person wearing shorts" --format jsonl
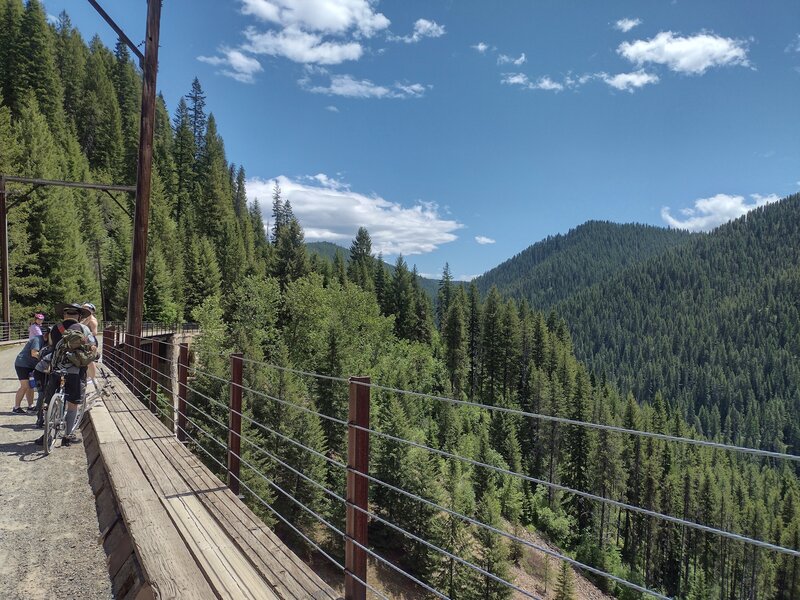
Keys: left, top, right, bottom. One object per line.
{"left": 35, "top": 303, "right": 95, "bottom": 447}
{"left": 13, "top": 330, "right": 47, "bottom": 413}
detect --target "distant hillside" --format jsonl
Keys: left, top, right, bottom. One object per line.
{"left": 306, "top": 241, "right": 441, "bottom": 298}
{"left": 474, "top": 221, "right": 694, "bottom": 309}
{"left": 555, "top": 195, "right": 800, "bottom": 453}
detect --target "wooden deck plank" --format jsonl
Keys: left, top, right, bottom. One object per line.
{"left": 107, "top": 393, "right": 279, "bottom": 600}
{"left": 109, "top": 382, "right": 341, "bottom": 600}
{"left": 89, "top": 403, "right": 217, "bottom": 600}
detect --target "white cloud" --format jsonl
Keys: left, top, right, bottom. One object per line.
{"left": 600, "top": 70, "right": 659, "bottom": 91}
{"left": 661, "top": 193, "right": 779, "bottom": 231}
{"left": 501, "top": 73, "right": 564, "bottom": 91}
{"left": 472, "top": 42, "right": 490, "bottom": 53}
{"left": 456, "top": 274, "right": 479, "bottom": 282}
{"left": 325, "top": 105, "right": 339, "bottom": 112}
{"left": 475, "top": 236, "right": 496, "bottom": 245}
{"left": 300, "top": 70, "right": 429, "bottom": 98}
{"left": 786, "top": 34, "right": 800, "bottom": 53}
{"left": 618, "top": 31, "right": 750, "bottom": 74}
{"left": 247, "top": 175, "right": 463, "bottom": 255}
{"left": 240, "top": 0, "right": 389, "bottom": 37}
{"left": 390, "top": 18, "right": 446, "bottom": 43}
{"left": 47, "top": 13, "right": 59, "bottom": 25}
{"left": 243, "top": 26, "right": 363, "bottom": 64}
{"left": 615, "top": 18, "right": 642, "bottom": 33}
{"left": 198, "top": 47, "right": 263, "bottom": 83}
{"left": 498, "top": 53, "right": 527, "bottom": 66}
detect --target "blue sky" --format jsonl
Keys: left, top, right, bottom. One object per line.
{"left": 47, "top": 1, "right": 800, "bottom": 280}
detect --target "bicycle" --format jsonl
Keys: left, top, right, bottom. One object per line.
{"left": 43, "top": 375, "right": 67, "bottom": 455}
{"left": 42, "top": 374, "right": 99, "bottom": 454}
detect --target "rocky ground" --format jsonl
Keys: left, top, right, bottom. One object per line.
{"left": 0, "top": 343, "right": 112, "bottom": 600}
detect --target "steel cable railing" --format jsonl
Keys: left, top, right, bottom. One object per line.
{"left": 115, "top": 343, "right": 541, "bottom": 599}
{"left": 143, "top": 388, "right": 391, "bottom": 600}
{"left": 113, "top": 344, "right": 687, "bottom": 598}
{"left": 104, "top": 331, "right": 800, "bottom": 600}
{"left": 155, "top": 350, "right": 800, "bottom": 558}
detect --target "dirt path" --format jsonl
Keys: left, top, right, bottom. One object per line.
{"left": 0, "top": 343, "right": 112, "bottom": 600}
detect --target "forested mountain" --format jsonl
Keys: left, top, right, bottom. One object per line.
{"left": 555, "top": 195, "right": 800, "bottom": 455}
{"left": 2, "top": 3, "right": 797, "bottom": 599}
{"left": 474, "top": 221, "right": 694, "bottom": 309}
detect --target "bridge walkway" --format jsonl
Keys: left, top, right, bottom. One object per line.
{"left": 88, "top": 362, "right": 340, "bottom": 599}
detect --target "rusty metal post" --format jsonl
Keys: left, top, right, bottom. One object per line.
{"left": 345, "top": 376, "right": 370, "bottom": 600}
{"left": 228, "top": 353, "right": 243, "bottom": 495}
{"left": 149, "top": 340, "right": 160, "bottom": 413}
{"left": 0, "top": 175, "right": 9, "bottom": 339}
{"left": 177, "top": 343, "right": 188, "bottom": 441}
{"left": 126, "top": 0, "right": 162, "bottom": 356}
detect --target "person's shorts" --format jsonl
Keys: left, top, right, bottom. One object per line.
{"left": 64, "top": 372, "right": 84, "bottom": 405}
{"left": 14, "top": 365, "right": 34, "bottom": 381}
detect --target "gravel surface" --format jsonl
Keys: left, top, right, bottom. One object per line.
{"left": 0, "top": 343, "right": 113, "bottom": 600}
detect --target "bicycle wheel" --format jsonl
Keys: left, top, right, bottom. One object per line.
{"left": 44, "top": 393, "right": 63, "bottom": 455}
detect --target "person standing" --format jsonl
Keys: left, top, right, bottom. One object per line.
{"left": 29, "top": 313, "right": 44, "bottom": 339}
{"left": 81, "top": 303, "right": 99, "bottom": 392}
{"left": 13, "top": 328, "right": 48, "bottom": 413}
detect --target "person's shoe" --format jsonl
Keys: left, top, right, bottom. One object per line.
{"left": 26, "top": 406, "right": 36, "bottom": 413}
{"left": 11, "top": 407, "right": 26, "bottom": 414}
{"left": 34, "top": 435, "right": 44, "bottom": 446}
{"left": 61, "top": 434, "right": 77, "bottom": 447}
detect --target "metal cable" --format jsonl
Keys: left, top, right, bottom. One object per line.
{"left": 350, "top": 423, "right": 800, "bottom": 558}
{"left": 113, "top": 351, "right": 800, "bottom": 557}
{"left": 117, "top": 336, "right": 800, "bottom": 462}
{"left": 188, "top": 364, "right": 348, "bottom": 428}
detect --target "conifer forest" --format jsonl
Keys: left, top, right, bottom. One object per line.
{"left": 1, "top": 2, "right": 797, "bottom": 599}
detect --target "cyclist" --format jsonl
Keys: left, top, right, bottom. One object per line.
{"left": 35, "top": 303, "right": 97, "bottom": 447}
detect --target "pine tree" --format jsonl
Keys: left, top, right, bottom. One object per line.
{"left": 186, "top": 76, "right": 207, "bottom": 154}
{"left": 79, "top": 37, "right": 123, "bottom": 175}
{"left": 172, "top": 97, "right": 196, "bottom": 221}
{"left": 472, "top": 484, "right": 513, "bottom": 600}
{"left": 442, "top": 290, "right": 468, "bottom": 397}
{"left": 390, "top": 256, "right": 416, "bottom": 340}
{"left": 347, "top": 226, "right": 374, "bottom": 290}
{"left": 54, "top": 12, "right": 87, "bottom": 126}
{"left": 436, "top": 262, "right": 454, "bottom": 328}
{"left": 554, "top": 561, "right": 576, "bottom": 600}
{"left": 17, "top": 0, "right": 66, "bottom": 138}
{"left": 0, "top": 0, "right": 24, "bottom": 115}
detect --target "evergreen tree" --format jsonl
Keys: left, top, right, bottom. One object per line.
{"left": 18, "top": 0, "right": 65, "bottom": 138}
{"left": 347, "top": 226, "right": 374, "bottom": 290}
{"left": 186, "top": 76, "right": 207, "bottom": 154}
{"left": 437, "top": 262, "right": 454, "bottom": 328}
{"left": 472, "top": 484, "right": 513, "bottom": 600}
{"left": 554, "top": 561, "right": 576, "bottom": 600}
{"left": 78, "top": 37, "right": 123, "bottom": 175}
{"left": 0, "top": 0, "right": 24, "bottom": 115}
{"left": 172, "top": 97, "right": 195, "bottom": 221}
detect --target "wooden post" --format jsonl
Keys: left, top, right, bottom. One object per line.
{"left": 149, "top": 340, "right": 160, "bottom": 414}
{"left": 345, "top": 376, "right": 370, "bottom": 600}
{"left": 126, "top": 0, "right": 162, "bottom": 356}
{"left": 0, "top": 175, "right": 9, "bottom": 340}
{"left": 101, "top": 326, "right": 112, "bottom": 374}
{"left": 123, "top": 333, "right": 132, "bottom": 389}
{"left": 177, "top": 343, "right": 188, "bottom": 442}
{"left": 228, "top": 353, "right": 243, "bottom": 496}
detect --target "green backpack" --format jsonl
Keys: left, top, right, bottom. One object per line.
{"left": 59, "top": 328, "right": 99, "bottom": 368}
